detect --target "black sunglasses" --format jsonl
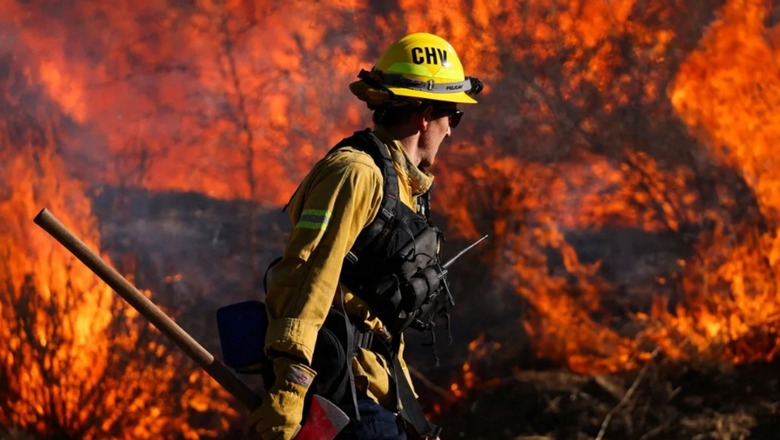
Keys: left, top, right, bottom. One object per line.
{"left": 432, "top": 108, "right": 464, "bottom": 128}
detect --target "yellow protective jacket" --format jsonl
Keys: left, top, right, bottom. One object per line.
{"left": 264, "top": 126, "right": 433, "bottom": 409}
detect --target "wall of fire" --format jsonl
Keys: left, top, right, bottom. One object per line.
{"left": 2, "top": 0, "right": 780, "bottom": 438}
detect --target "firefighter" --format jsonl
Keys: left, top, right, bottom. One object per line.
{"left": 250, "top": 32, "right": 483, "bottom": 440}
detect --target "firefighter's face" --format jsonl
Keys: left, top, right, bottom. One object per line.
{"left": 419, "top": 103, "right": 457, "bottom": 168}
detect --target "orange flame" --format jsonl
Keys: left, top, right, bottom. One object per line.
{"left": 663, "top": 0, "right": 780, "bottom": 363}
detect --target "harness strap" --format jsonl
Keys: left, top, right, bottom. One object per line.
{"left": 337, "top": 288, "right": 361, "bottom": 422}
{"left": 393, "top": 352, "right": 441, "bottom": 439}
{"left": 354, "top": 329, "right": 440, "bottom": 438}
{"left": 329, "top": 128, "right": 399, "bottom": 262}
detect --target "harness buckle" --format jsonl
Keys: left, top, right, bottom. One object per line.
{"left": 355, "top": 329, "right": 375, "bottom": 350}
{"left": 380, "top": 208, "right": 394, "bottom": 221}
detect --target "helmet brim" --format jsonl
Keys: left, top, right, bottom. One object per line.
{"left": 387, "top": 87, "right": 478, "bottom": 104}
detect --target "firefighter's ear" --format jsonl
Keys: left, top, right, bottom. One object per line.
{"left": 418, "top": 104, "right": 434, "bottom": 131}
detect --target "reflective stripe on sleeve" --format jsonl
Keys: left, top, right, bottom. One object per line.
{"left": 296, "top": 209, "right": 332, "bottom": 230}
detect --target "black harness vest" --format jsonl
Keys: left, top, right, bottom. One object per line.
{"left": 329, "top": 129, "right": 444, "bottom": 335}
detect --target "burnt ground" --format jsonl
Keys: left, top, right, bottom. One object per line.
{"left": 87, "top": 187, "right": 780, "bottom": 440}
{"left": 428, "top": 361, "right": 780, "bottom": 440}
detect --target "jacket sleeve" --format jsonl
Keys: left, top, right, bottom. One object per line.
{"left": 264, "top": 152, "right": 383, "bottom": 364}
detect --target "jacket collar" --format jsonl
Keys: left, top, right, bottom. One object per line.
{"left": 373, "top": 125, "right": 434, "bottom": 197}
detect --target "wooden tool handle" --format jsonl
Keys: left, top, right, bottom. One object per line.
{"left": 33, "top": 208, "right": 262, "bottom": 410}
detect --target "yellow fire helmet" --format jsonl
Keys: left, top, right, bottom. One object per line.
{"left": 350, "top": 32, "right": 483, "bottom": 107}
